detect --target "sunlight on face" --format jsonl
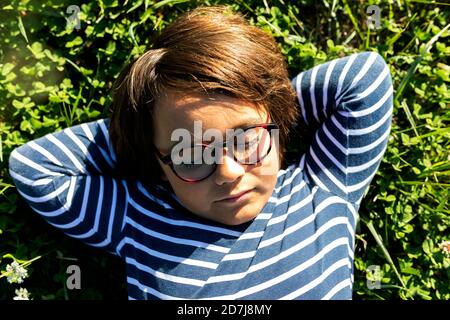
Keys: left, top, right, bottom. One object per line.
{"left": 153, "top": 90, "right": 280, "bottom": 226}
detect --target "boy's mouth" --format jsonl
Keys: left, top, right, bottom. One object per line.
{"left": 216, "top": 189, "right": 254, "bottom": 203}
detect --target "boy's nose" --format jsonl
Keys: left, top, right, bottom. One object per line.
{"left": 214, "top": 148, "right": 245, "bottom": 185}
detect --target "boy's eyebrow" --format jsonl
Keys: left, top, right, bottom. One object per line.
{"left": 230, "top": 117, "right": 265, "bottom": 130}
{"left": 201, "top": 117, "right": 266, "bottom": 142}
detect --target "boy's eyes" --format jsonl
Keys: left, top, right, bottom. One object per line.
{"left": 175, "top": 137, "right": 260, "bottom": 167}
{"left": 235, "top": 136, "right": 259, "bottom": 146}
{"left": 181, "top": 136, "right": 259, "bottom": 154}
{"left": 170, "top": 127, "right": 265, "bottom": 167}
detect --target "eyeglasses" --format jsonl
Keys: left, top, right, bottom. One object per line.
{"left": 154, "top": 122, "right": 279, "bottom": 182}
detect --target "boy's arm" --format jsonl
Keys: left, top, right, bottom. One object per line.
{"left": 291, "top": 51, "right": 393, "bottom": 207}
{"left": 8, "top": 119, "right": 128, "bottom": 256}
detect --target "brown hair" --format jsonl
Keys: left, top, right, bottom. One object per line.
{"left": 109, "top": 5, "right": 300, "bottom": 186}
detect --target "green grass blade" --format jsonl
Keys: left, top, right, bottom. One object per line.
{"left": 363, "top": 219, "right": 407, "bottom": 290}
{"left": 17, "top": 15, "right": 29, "bottom": 44}
{"left": 407, "top": 0, "right": 450, "bottom": 5}
{"left": 398, "top": 99, "right": 420, "bottom": 138}
{"left": 341, "top": 0, "right": 363, "bottom": 42}
{"left": 395, "top": 22, "right": 450, "bottom": 104}
{"left": 386, "top": 13, "right": 418, "bottom": 49}
{"left": 128, "top": 21, "right": 144, "bottom": 55}
{"left": 152, "top": 0, "right": 191, "bottom": 10}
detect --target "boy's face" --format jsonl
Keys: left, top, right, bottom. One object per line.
{"left": 153, "top": 90, "right": 280, "bottom": 226}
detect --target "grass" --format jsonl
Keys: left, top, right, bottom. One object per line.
{"left": 0, "top": 0, "right": 449, "bottom": 300}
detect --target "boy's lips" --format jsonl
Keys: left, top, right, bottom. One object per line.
{"left": 216, "top": 189, "right": 253, "bottom": 202}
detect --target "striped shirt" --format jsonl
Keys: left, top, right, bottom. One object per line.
{"left": 8, "top": 51, "right": 393, "bottom": 300}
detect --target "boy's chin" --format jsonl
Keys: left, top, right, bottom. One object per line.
{"left": 213, "top": 210, "right": 259, "bottom": 226}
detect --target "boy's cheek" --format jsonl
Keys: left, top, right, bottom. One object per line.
{"left": 258, "top": 152, "right": 280, "bottom": 177}
{"left": 258, "top": 163, "right": 279, "bottom": 177}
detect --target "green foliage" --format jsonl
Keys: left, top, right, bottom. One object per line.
{"left": 1, "top": 0, "right": 449, "bottom": 299}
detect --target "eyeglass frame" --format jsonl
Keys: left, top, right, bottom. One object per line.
{"left": 153, "top": 121, "right": 279, "bottom": 183}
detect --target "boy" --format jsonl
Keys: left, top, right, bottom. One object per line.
{"left": 8, "top": 6, "right": 393, "bottom": 299}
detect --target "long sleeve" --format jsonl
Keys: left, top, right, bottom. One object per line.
{"left": 291, "top": 51, "right": 393, "bottom": 206}
{"left": 8, "top": 119, "right": 128, "bottom": 256}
